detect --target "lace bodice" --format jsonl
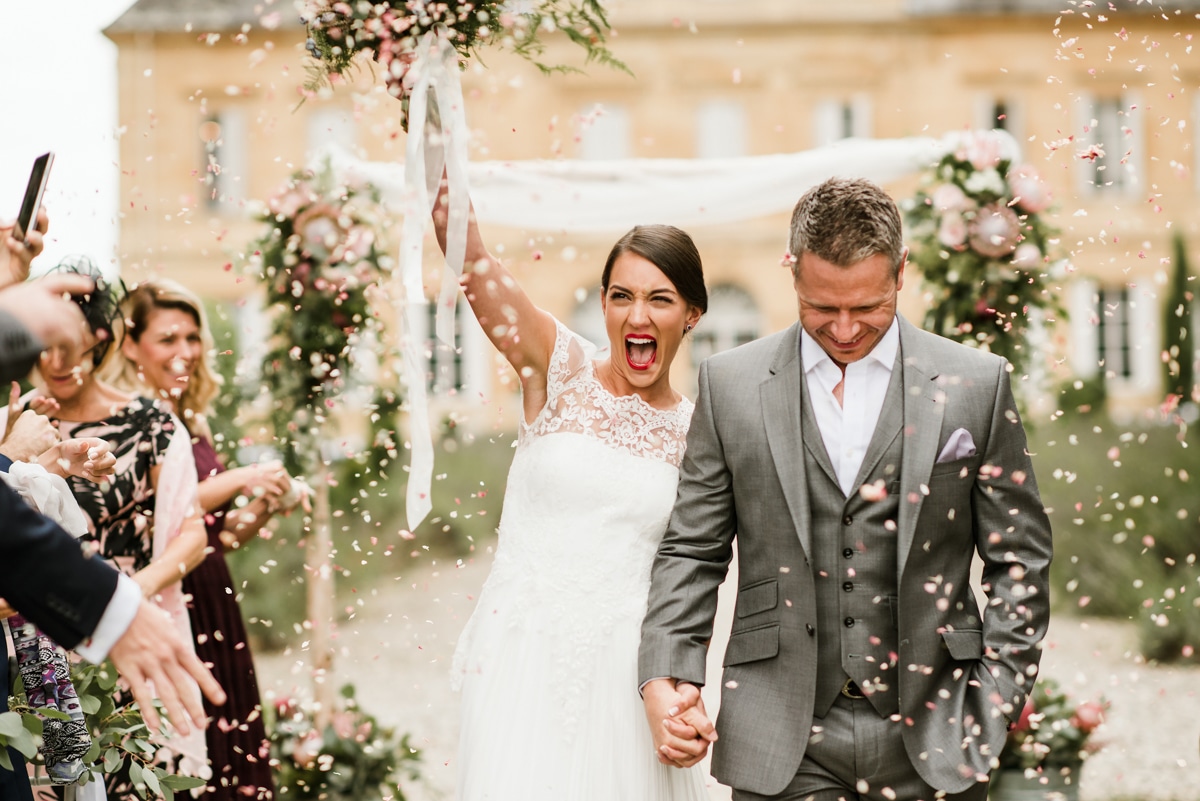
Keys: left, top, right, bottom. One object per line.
{"left": 453, "top": 321, "right": 696, "bottom": 731}
{"left": 519, "top": 320, "right": 693, "bottom": 467}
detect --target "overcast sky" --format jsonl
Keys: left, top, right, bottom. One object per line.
{"left": 0, "top": 0, "right": 133, "bottom": 271}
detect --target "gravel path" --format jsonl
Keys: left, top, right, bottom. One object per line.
{"left": 254, "top": 548, "right": 1200, "bottom": 800}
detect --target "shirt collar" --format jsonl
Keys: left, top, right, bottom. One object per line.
{"left": 799, "top": 316, "right": 900, "bottom": 374}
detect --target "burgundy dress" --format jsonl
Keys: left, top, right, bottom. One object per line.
{"left": 184, "top": 436, "right": 275, "bottom": 800}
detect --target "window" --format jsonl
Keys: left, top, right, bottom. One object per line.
{"left": 813, "top": 95, "right": 872, "bottom": 147}
{"left": 427, "top": 299, "right": 466, "bottom": 395}
{"left": 973, "top": 94, "right": 1023, "bottom": 143}
{"left": 578, "top": 104, "right": 631, "bottom": 161}
{"left": 695, "top": 100, "right": 747, "bottom": 159}
{"left": 199, "top": 108, "right": 248, "bottom": 211}
{"left": 1081, "top": 94, "right": 1141, "bottom": 194}
{"left": 690, "top": 284, "right": 761, "bottom": 368}
{"left": 1097, "top": 286, "right": 1132, "bottom": 381}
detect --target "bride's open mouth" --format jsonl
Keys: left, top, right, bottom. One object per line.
{"left": 625, "top": 334, "right": 657, "bottom": 371}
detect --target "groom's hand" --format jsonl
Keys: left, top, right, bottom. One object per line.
{"left": 642, "top": 678, "right": 717, "bottom": 768}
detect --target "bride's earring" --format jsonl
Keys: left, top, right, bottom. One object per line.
{"left": 684, "top": 324, "right": 693, "bottom": 334}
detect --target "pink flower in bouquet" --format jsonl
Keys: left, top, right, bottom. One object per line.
{"left": 969, "top": 203, "right": 1021, "bottom": 258}
{"left": 1008, "top": 165, "right": 1052, "bottom": 213}
{"left": 1012, "top": 242, "right": 1043, "bottom": 268}
{"left": 292, "top": 730, "right": 323, "bottom": 769}
{"left": 931, "top": 183, "right": 969, "bottom": 212}
{"left": 937, "top": 212, "right": 968, "bottom": 248}
{"left": 955, "top": 131, "right": 1004, "bottom": 171}
{"left": 1071, "top": 700, "right": 1107, "bottom": 734}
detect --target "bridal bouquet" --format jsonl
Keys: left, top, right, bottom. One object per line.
{"left": 300, "top": 0, "right": 626, "bottom": 118}
{"left": 903, "top": 130, "right": 1066, "bottom": 379}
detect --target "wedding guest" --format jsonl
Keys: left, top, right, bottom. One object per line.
{"left": 115, "top": 278, "right": 294, "bottom": 800}
{"left": 29, "top": 259, "right": 210, "bottom": 795}
{"left": 0, "top": 222, "right": 223, "bottom": 799}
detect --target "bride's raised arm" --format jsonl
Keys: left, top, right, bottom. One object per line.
{"left": 431, "top": 178, "right": 558, "bottom": 415}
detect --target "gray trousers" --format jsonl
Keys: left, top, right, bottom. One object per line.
{"left": 731, "top": 695, "right": 990, "bottom": 801}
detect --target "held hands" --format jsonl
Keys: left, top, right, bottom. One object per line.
{"left": 243, "top": 461, "right": 292, "bottom": 512}
{"left": 641, "top": 678, "right": 717, "bottom": 768}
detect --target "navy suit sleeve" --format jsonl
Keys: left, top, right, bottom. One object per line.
{"left": 0, "top": 310, "right": 43, "bottom": 385}
{"left": 0, "top": 480, "right": 118, "bottom": 649}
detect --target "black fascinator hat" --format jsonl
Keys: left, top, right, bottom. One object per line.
{"left": 47, "top": 256, "right": 127, "bottom": 367}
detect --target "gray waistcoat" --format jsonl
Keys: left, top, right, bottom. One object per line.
{"left": 802, "top": 356, "right": 905, "bottom": 718}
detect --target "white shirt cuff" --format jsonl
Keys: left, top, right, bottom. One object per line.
{"left": 74, "top": 573, "right": 142, "bottom": 663}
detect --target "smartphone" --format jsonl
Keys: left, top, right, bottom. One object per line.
{"left": 13, "top": 152, "right": 54, "bottom": 242}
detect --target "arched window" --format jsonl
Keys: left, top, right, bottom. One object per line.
{"left": 690, "top": 284, "right": 762, "bottom": 369}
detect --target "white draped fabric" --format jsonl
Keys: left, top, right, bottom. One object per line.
{"left": 328, "top": 129, "right": 1019, "bottom": 530}
{"left": 330, "top": 130, "right": 1019, "bottom": 234}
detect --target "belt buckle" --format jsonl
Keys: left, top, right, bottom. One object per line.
{"left": 840, "top": 678, "right": 866, "bottom": 699}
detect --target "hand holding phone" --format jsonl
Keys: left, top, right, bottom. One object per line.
{"left": 13, "top": 152, "right": 53, "bottom": 243}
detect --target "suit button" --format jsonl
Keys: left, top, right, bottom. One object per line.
{"left": 842, "top": 547, "right": 854, "bottom": 559}
{"left": 844, "top": 617, "right": 855, "bottom": 628}
{"left": 842, "top": 582, "right": 853, "bottom": 592}
{"left": 843, "top": 515, "right": 853, "bottom": 526}
{"left": 806, "top": 624, "right": 816, "bottom": 636}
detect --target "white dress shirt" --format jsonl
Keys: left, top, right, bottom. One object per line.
{"left": 800, "top": 319, "right": 899, "bottom": 497}
{"left": 75, "top": 573, "right": 142, "bottom": 663}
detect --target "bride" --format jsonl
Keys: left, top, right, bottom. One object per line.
{"left": 431, "top": 183, "right": 716, "bottom": 800}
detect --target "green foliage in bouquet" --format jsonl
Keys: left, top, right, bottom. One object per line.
{"left": 903, "top": 131, "right": 1066, "bottom": 380}
{"left": 999, "top": 678, "right": 1108, "bottom": 772}
{"left": 267, "top": 683, "right": 421, "bottom": 799}
{"left": 300, "top": 0, "right": 628, "bottom": 99}
{"left": 247, "top": 159, "right": 398, "bottom": 478}
{"left": 6, "top": 661, "right": 205, "bottom": 800}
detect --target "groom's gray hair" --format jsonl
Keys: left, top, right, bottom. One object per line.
{"left": 786, "top": 177, "right": 905, "bottom": 280}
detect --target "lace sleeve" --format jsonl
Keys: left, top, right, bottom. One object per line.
{"left": 544, "top": 318, "right": 594, "bottom": 402}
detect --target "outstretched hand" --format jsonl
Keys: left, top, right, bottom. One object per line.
{"left": 641, "top": 678, "right": 717, "bottom": 768}
{"left": 108, "top": 599, "right": 226, "bottom": 737}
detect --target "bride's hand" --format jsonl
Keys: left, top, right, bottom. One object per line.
{"left": 642, "top": 679, "right": 716, "bottom": 769}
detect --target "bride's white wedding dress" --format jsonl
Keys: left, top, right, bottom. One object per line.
{"left": 452, "top": 321, "right": 709, "bottom": 800}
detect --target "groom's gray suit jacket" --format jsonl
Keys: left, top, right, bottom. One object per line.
{"left": 639, "top": 316, "right": 1053, "bottom": 796}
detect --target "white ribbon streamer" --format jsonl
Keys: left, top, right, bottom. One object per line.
{"left": 396, "top": 28, "right": 473, "bottom": 530}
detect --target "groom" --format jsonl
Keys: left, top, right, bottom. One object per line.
{"left": 639, "top": 178, "right": 1052, "bottom": 800}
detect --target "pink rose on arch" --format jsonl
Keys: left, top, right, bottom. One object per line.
{"left": 294, "top": 204, "right": 345, "bottom": 261}
{"left": 937, "top": 212, "right": 968, "bottom": 248}
{"left": 969, "top": 203, "right": 1021, "bottom": 258}
{"left": 1008, "top": 164, "right": 1052, "bottom": 213}
{"left": 1012, "top": 242, "right": 1043, "bottom": 268}
{"left": 269, "top": 186, "right": 316, "bottom": 219}
{"left": 333, "top": 225, "right": 375, "bottom": 264}
{"left": 931, "top": 183, "right": 969, "bottom": 212}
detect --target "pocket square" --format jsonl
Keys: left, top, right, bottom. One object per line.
{"left": 936, "top": 428, "right": 977, "bottom": 464}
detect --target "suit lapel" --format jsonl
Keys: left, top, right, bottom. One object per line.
{"left": 896, "top": 317, "right": 944, "bottom": 584}
{"left": 761, "top": 324, "right": 814, "bottom": 560}
{"left": 798, "top": 369, "right": 840, "bottom": 493}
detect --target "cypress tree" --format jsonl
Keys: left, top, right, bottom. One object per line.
{"left": 1163, "top": 232, "right": 1195, "bottom": 400}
